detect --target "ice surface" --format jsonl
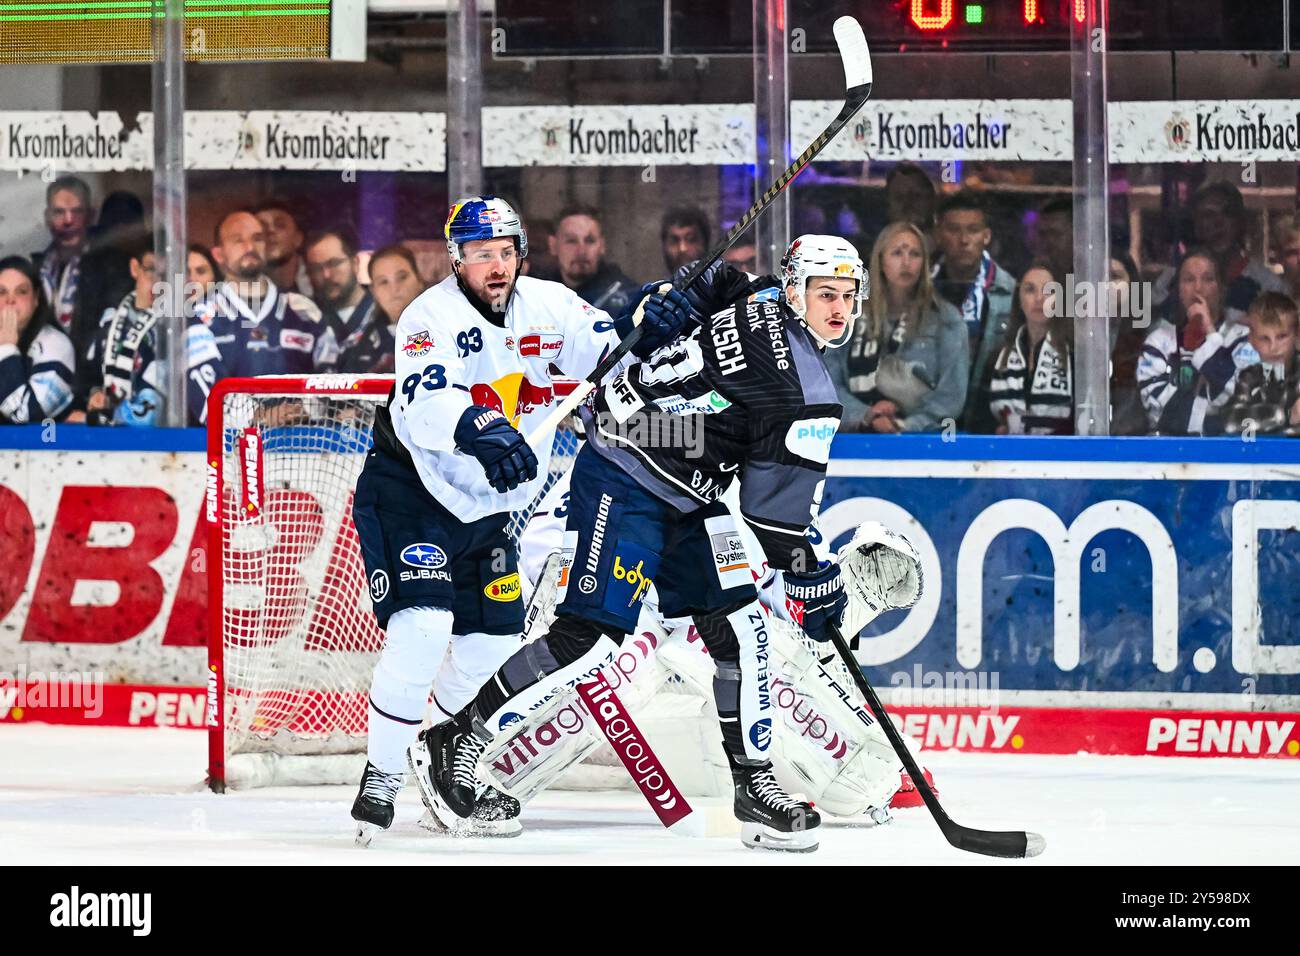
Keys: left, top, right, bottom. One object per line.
{"left": 2, "top": 725, "right": 1297, "bottom": 865}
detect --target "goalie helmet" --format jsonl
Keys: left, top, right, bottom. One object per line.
{"left": 779, "top": 234, "right": 866, "bottom": 349}
{"left": 445, "top": 196, "right": 529, "bottom": 265}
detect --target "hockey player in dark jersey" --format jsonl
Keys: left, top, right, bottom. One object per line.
{"left": 411, "top": 235, "right": 867, "bottom": 852}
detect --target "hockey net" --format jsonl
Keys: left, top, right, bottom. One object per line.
{"left": 206, "top": 375, "right": 581, "bottom": 790}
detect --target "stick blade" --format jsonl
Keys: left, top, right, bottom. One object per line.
{"left": 833, "top": 16, "right": 872, "bottom": 91}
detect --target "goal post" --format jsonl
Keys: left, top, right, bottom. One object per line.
{"left": 205, "top": 374, "right": 581, "bottom": 792}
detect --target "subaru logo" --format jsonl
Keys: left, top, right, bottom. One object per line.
{"left": 400, "top": 543, "right": 448, "bottom": 569}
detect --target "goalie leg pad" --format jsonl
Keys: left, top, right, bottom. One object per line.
{"left": 368, "top": 606, "right": 453, "bottom": 774}
{"left": 475, "top": 614, "right": 621, "bottom": 736}
{"left": 695, "top": 598, "right": 774, "bottom": 764}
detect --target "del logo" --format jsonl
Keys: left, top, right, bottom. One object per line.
{"left": 279, "top": 329, "right": 314, "bottom": 352}
{"left": 748, "top": 718, "right": 772, "bottom": 751}
{"left": 403, "top": 331, "right": 433, "bottom": 356}
{"left": 484, "top": 572, "right": 522, "bottom": 602}
{"left": 400, "top": 543, "right": 447, "bottom": 568}
{"left": 519, "top": 333, "right": 564, "bottom": 358}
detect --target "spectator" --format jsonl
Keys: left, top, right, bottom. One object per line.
{"left": 77, "top": 238, "right": 221, "bottom": 427}
{"left": 724, "top": 241, "right": 758, "bottom": 275}
{"left": 1155, "top": 182, "right": 1285, "bottom": 327}
{"left": 829, "top": 221, "right": 969, "bottom": 433}
{"left": 187, "top": 243, "right": 221, "bottom": 312}
{"left": 885, "top": 162, "right": 937, "bottom": 232}
{"left": 986, "top": 262, "right": 1074, "bottom": 435}
{"left": 1219, "top": 291, "right": 1300, "bottom": 437}
{"left": 1137, "top": 249, "right": 1254, "bottom": 435}
{"left": 196, "top": 210, "right": 326, "bottom": 383}
{"left": 520, "top": 217, "right": 557, "bottom": 279}
{"left": 1268, "top": 214, "right": 1300, "bottom": 302}
{"left": 0, "top": 255, "right": 76, "bottom": 424}
{"left": 1108, "top": 251, "right": 1150, "bottom": 435}
{"left": 660, "top": 207, "right": 710, "bottom": 274}
{"left": 931, "top": 190, "right": 1017, "bottom": 432}
{"left": 304, "top": 228, "right": 377, "bottom": 371}
{"left": 34, "top": 177, "right": 93, "bottom": 336}
{"left": 69, "top": 189, "right": 145, "bottom": 404}
{"left": 548, "top": 204, "right": 640, "bottom": 313}
{"left": 327, "top": 243, "right": 426, "bottom": 374}
{"left": 256, "top": 200, "right": 313, "bottom": 297}
{"left": 1032, "top": 196, "right": 1074, "bottom": 281}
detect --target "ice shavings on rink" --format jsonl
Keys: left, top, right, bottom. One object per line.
{"left": 2, "top": 725, "right": 1297, "bottom": 865}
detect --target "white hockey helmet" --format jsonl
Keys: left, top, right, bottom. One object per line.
{"left": 445, "top": 195, "right": 529, "bottom": 266}
{"left": 779, "top": 234, "right": 866, "bottom": 348}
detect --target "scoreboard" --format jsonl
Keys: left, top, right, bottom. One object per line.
{"left": 0, "top": 0, "right": 365, "bottom": 63}
{"left": 496, "top": 0, "right": 1292, "bottom": 56}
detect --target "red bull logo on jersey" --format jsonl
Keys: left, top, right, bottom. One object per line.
{"left": 403, "top": 331, "right": 433, "bottom": 357}
{"left": 470, "top": 373, "right": 553, "bottom": 427}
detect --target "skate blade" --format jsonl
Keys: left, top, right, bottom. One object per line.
{"left": 740, "top": 821, "right": 819, "bottom": 853}
{"left": 418, "top": 808, "right": 522, "bottom": 839}
{"left": 406, "top": 743, "right": 466, "bottom": 831}
{"left": 354, "top": 821, "right": 382, "bottom": 848}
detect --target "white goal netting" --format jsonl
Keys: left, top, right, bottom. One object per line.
{"left": 208, "top": 376, "right": 580, "bottom": 790}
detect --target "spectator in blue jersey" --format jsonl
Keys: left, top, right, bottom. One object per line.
{"left": 305, "top": 228, "right": 380, "bottom": 373}
{"left": 931, "top": 190, "right": 1017, "bottom": 433}
{"left": 74, "top": 238, "right": 224, "bottom": 427}
{"left": 547, "top": 204, "right": 641, "bottom": 314}
{"left": 195, "top": 209, "right": 326, "bottom": 382}
{"left": 0, "top": 256, "right": 76, "bottom": 424}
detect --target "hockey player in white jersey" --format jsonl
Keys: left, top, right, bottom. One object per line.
{"left": 413, "top": 235, "right": 882, "bottom": 852}
{"left": 348, "top": 196, "right": 691, "bottom": 844}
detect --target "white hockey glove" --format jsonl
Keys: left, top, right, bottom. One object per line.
{"left": 836, "top": 522, "right": 923, "bottom": 638}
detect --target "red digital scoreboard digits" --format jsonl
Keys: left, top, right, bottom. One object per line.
{"left": 891, "top": 0, "right": 1097, "bottom": 48}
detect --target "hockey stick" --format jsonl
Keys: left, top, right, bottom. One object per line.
{"left": 824, "top": 620, "right": 1046, "bottom": 859}
{"left": 575, "top": 670, "right": 703, "bottom": 835}
{"left": 526, "top": 15, "right": 873, "bottom": 444}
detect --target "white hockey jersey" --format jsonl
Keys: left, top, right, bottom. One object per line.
{"left": 390, "top": 274, "right": 624, "bottom": 522}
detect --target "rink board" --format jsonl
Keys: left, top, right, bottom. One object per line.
{"left": 0, "top": 428, "right": 1297, "bottom": 758}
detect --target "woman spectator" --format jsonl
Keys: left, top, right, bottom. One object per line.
{"left": 830, "top": 221, "right": 970, "bottom": 433}
{"left": 187, "top": 244, "right": 222, "bottom": 313}
{"left": 0, "top": 255, "right": 76, "bottom": 424}
{"left": 986, "top": 262, "right": 1074, "bottom": 434}
{"left": 1136, "top": 249, "right": 1254, "bottom": 435}
{"left": 331, "top": 243, "right": 427, "bottom": 374}
{"left": 1108, "top": 251, "right": 1150, "bottom": 435}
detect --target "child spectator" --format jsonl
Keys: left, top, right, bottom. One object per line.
{"left": 986, "top": 262, "right": 1074, "bottom": 435}
{"left": 0, "top": 255, "right": 76, "bottom": 424}
{"left": 1219, "top": 291, "right": 1300, "bottom": 437}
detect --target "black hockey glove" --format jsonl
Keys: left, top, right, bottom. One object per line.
{"left": 784, "top": 561, "right": 848, "bottom": 643}
{"left": 614, "top": 283, "right": 692, "bottom": 359}
{"left": 454, "top": 404, "right": 539, "bottom": 494}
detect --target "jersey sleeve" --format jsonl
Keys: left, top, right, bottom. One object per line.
{"left": 185, "top": 320, "right": 227, "bottom": 426}
{"left": 552, "top": 285, "right": 627, "bottom": 382}
{"left": 392, "top": 301, "right": 473, "bottom": 454}
{"left": 0, "top": 328, "right": 75, "bottom": 423}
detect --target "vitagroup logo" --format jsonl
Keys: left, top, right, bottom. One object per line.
{"left": 400, "top": 543, "right": 447, "bottom": 569}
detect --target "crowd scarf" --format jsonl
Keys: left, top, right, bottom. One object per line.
{"left": 845, "top": 309, "right": 909, "bottom": 398}
{"left": 934, "top": 249, "right": 996, "bottom": 338}
{"left": 40, "top": 245, "right": 81, "bottom": 333}
{"left": 988, "top": 325, "right": 1074, "bottom": 434}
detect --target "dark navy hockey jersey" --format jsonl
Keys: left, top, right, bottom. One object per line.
{"left": 195, "top": 280, "right": 327, "bottom": 377}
